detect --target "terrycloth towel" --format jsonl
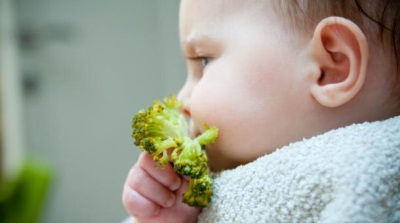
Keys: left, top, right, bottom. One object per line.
{"left": 198, "top": 116, "right": 400, "bottom": 223}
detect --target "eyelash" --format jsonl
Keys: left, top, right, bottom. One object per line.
{"left": 187, "top": 56, "right": 212, "bottom": 76}
{"left": 201, "top": 57, "right": 210, "bottom": 68}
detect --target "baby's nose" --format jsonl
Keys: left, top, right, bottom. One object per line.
{"left": 177, "top": 83, "right": 192, "bottom": 117}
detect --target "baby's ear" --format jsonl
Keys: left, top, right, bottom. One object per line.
{"left": 309, "top": 16, "right": 368, "bottom": 107}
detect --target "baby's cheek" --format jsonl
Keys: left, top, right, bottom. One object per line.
{"left": 190, "top": 87, "right": 222, "bottom": 125}
{"left": 190, "top": 83, "right": 262, "bottom": 166}
{"left": 192, "top": 102, "right": 249, "bottom": 164}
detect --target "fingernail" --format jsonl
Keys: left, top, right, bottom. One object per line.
{"left": 170, "top": 177, "right": 181, "bottom": 191}
{"left": 165, "top": 194, "right": 176, "bottom": 207}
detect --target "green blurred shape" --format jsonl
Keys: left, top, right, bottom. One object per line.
{"left": 0, "top": 158, "right": 53, "bottom": 223}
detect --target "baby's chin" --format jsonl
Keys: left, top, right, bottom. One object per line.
{"left": 203, "top": 145, "right": 218, "bottom": 170}
{"left": 205, "top": 146, "right": 236, "bottom": 172}
{"left": 207, "top": 158, "right": 234, "bottom": 172}
{"left": 206, "top": 143, "right": 258, "bottom": 172}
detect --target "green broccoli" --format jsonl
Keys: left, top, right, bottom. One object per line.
{"left": 131, "top": 95, "right": 218, "bottom": 208}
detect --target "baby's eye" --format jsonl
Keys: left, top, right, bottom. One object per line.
{"left": 201, "top": 57, "right": 210, "bottom": 68}
{"left": 186, "top": 56, "right": 212, "bottom": 77}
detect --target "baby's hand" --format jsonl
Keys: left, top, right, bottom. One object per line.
{"left": 122, "top": 152, "right": 200, "bottom": 223}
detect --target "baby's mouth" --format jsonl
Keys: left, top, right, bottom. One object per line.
{"left": 189, "top": 120, "right": 202, "bottom": 138}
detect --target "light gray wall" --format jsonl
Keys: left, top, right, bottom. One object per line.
{"left": 16, "top": 1, "right": 185, "bottom": 222}
{"left": 0, "top": 0, "right": 25, "bottom": 182}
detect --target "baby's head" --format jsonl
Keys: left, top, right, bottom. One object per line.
{"left": 177, "top": 0, "right": 400, "bottom": 171}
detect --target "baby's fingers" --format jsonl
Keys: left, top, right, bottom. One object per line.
{"left": 122, "top": 152, "right": 184, "bottom": 219}
{"left": 130, "top": 164, "right": 176, "bottom": 207}
{"left": 122, "top": 184, "right": 161, "bottom": 218}
{"left": 138, "top": 152, "right": 181, "bottom": 191}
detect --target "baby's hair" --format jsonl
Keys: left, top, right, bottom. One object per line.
{"left": 273, "top": 0, "right": 400, "bottom": 72}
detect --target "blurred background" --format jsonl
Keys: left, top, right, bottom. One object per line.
{"left": 0, "top": 0, "right": 185, "bottom": 222}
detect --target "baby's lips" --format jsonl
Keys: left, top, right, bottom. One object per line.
{"left": 189, "top": 120, "right": 201, "bottom": 138}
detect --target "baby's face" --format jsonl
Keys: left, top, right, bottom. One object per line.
{"left": 178, "top": 0, "right": 315, "bottom": 171}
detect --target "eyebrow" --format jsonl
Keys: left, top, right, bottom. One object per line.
{"left": 181, "top": 32, "right": 216, "bottom": 55}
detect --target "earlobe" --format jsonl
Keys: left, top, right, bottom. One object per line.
{"left": 310, "top": 17, "right": 369, "bottom": 107}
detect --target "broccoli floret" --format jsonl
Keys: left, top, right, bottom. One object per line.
{"left": 182, "top": 172, "right": 213, "bottom": 208}
{"left": 131, "top": 95, "right": 218, "bottom": 208}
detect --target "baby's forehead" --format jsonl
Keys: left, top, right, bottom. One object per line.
{"left": 179, "top": 0, "right": 277, "bottom": 32}
{"left": 180, "top": 0, "right": 274, "bottom": 21}
{"left": 179, "top": 0, "right": 285, "bottom": 52}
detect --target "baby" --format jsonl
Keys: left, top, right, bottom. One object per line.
{"left": 122, "top": 0, "right": 400, "bottom": 222}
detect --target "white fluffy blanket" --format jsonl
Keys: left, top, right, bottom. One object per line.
{"left": 198, "top": 116, "right": 400, "bottom": 223}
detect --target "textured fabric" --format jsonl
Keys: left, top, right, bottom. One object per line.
{"left": 198, "top": 116, "right": 400, "bottom": 223}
